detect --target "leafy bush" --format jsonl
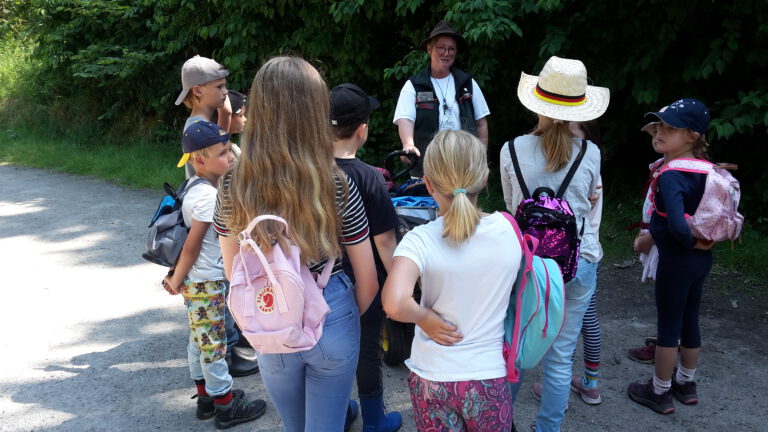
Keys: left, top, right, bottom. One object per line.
{"left": 3, "top": 0, "right": 767, "bottom": 228}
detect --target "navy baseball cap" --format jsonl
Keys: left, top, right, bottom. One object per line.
{"left": 330, "top": 83, "right": 380, "bottom": 128}
{"left": 177, "top": 120, "right": 230, "bottom": 167}
{"left": 644, "top": 98, "right": 710, "bottom": 135}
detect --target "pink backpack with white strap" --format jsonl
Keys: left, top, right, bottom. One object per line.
{"left": 651, "top": 158, "right": 743, "bottom": 242}
{"left": 227, "top": 215, "right": 334, "bottom": 354}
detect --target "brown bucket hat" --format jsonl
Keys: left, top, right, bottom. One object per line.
{"left": 419, "top": 20, "right": 467, "bottom": 51}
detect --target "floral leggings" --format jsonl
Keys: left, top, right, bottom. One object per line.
{"left": 407, "top": 372, "right": 512, "bottom": 432}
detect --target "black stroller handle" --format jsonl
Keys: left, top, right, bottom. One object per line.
{"left": 384, "top": 150, "right": 418, "bottom": 181}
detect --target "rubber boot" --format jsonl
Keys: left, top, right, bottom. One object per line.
{"left": 359, "top": 393, "right": 402, "bottom": 432}
{"left": 226, "top": 349, "right": 260, "bottom": 377}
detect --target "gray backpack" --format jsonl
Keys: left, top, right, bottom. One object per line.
{"left": 141, "top": 177, "right": 210, "bottom": 267}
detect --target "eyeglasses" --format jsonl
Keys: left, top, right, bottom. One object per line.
{"left": 434, "top": 46, "right": 457, "bottom": 55}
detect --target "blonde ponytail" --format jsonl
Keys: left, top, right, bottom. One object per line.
{"left": 537, "top": 120, "right": 575, "bottom": 171}
{"left": 423, "top": 130, "right": 489, "bottom": 244}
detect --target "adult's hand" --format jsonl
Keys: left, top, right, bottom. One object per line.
{"left": 396, "top": 119, "right": 420, "bottom": 164}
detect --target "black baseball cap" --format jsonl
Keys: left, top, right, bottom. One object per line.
{"left": 330, "top": 83, "right": 380, "bottom": 128}
{"left": 228, "top": 90, "right": 246, "bottom": 114}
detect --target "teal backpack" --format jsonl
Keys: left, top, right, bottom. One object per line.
{"left": 501, "top": 212, "right": 566, "bottom": 383}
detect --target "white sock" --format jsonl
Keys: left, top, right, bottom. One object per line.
{"left": 652, "top": 375, "right": 671, "bottom": 395}
{"left": 676, "top": 364, "right": 696, "bottom": 383}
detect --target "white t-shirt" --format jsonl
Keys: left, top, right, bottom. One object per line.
{"left": 392, "top": 76, "right": 490, "bottom": 129}
{"left": 500, "top": 135, "right": 603, "bottom": 263}
{"left": 394, "top": 212, "right": 521, "bottom": 382}
{"left": 181, "top": 177, "right": 225, "bottom": 282}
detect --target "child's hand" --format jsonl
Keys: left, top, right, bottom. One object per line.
{"left": 694, "top": 239, "right": 715, "bottom": 251}
{"left": 162, "top": 276, "right": 181, "bottom": 295}
{"left": 589, "top": 185, "right": 602, "bottom": 209}
{"left": 416, "top": 309, "right": 463, "bottom": 346}
{"left": 634, "top": 232, "right": 654, "bottom": 254}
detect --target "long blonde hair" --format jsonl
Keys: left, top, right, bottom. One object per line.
{"left": 227, "top": 56, "right": 342, "bottom": 262}
{"left": 423, "top": 130, "right": 489, "bottom": 244}
{"left": 533, "top": 118, "right": 576, "bottom": 171}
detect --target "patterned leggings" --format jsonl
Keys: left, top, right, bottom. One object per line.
{"left": 574, "top": 288, "right": 601, "bottom": 365}
{"left": 183, "top": 279, "right": 228, "bottom": 363}
{"left": 407, "top": 372, "right": 512, "bottom": 432}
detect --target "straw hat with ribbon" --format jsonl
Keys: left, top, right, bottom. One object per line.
{"left": 517, "top": 56, "right": 609, "bottom": 122}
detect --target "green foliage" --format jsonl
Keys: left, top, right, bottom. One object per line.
{"left": 2, "top": 0, "right": 768, "bottom": 228}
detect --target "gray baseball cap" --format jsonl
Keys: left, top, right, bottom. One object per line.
{"left": 174, "top": 55, "right": 230, "bottom": 105}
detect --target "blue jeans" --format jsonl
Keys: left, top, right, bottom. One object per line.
{"left": 509, "top": 258, "right": 598, "bottom": 432}
{"left": 257, "top": 272, "right": 361, "bottom": 432}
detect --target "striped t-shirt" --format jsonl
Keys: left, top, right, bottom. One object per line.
{"left": 212, "top": 171, "right": 369, "bottom": 274}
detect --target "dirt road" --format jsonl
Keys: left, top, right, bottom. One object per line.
{"left": 1, "top": 164, "right": 766, "bottom": 431}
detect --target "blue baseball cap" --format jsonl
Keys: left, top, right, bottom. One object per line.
{"left": 644, "top": 98, "right": 710, "bottom": 135}
{"left": 177, "top": 120, "right": 230, "bottom": 167}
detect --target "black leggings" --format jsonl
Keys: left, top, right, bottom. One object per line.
{"left": 356, "top": 289, "right": 386, "bottom": 397}
{"left": 655, "top": 243, "right": 712, "bottom": 348}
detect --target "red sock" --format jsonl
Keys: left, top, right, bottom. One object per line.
{"left": 194, "top": 379, "right": 208, "bottom": 397}
{"left": 214, "top": 391, "right": 233, "bottom": 405}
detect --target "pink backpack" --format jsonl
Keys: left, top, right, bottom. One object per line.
{"left": 651, "top": 158, "right": 743, "bottom": 242}
{"left": 227, "top": 215, "right": 334, "bottom": 354}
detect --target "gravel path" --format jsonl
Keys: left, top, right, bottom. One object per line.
{"left": 1, "top": 164, "right": 765, "bottom": 431}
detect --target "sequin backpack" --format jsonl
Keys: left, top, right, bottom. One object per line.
{"left": 650, "top": 158, "right": 743, "bottom": 242}
{"left": 227, "top": 215, "right": 334, "bottom": 354}
{"left": 508, "top": 139, "right": 588, "bottom": 282}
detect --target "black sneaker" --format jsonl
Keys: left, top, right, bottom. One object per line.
{"left": 628, "top": 380, "right": 675, "bottom": 414}
{"left": 214, "top": 391, "right": 267, "bottom": 430}
{"left": 193, "top": 389, "right": 244, "bottom": 420}
{"left": 671, "top": 376, "right": 699, "bottom": 405}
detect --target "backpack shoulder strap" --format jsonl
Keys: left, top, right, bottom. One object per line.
{"left": 664, "top": 158, "right": 713, "bottom": 175}
{"left": 178, "top": 177, "right": 213, "bottom": 199}
{"left": 507, "top": 140, "right": 531, "bottom": 200}
{"left": 500, "top": 211, "right": 535, "bottom": 383}
{"left": 555, "top": 139, "right": 589, "bottom": 198}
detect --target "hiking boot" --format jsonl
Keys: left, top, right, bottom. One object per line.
{"left": 214, "top": 391, "right": 267, "bottom": 429}
{"left": 193, "top": 389, "right": 244, "bottom": 420}
{"left": 627, "top": 380, "right": 675, "bottom": 414}
{"left": 671, "top": 372, "right": 699, "bottom": 405}
{"left": 570, "top": 376, "right": 602, "bottom": 405}
{"left": 627, "top": 338, "right": 657, "bottom": 364}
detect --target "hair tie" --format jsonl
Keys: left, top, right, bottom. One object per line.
{"left": 452, "top": 188, "right": 467, "bottom": 196}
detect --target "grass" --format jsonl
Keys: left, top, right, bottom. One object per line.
{"left": 0, "top": 125, "right": 184, "bottom": 190}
